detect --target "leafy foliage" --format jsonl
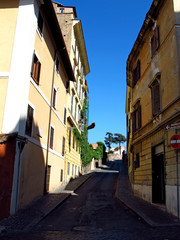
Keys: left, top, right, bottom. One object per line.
{"left": 104, "top": 132, "right": 126, "bottom": 152}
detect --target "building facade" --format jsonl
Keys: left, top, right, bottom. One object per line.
{"left": 0, "top": 0, "right": 75, "bottom": 219}
{"left": 126, "top": 0, "right": 180, "bottom": 217}
{"left": 53, "top": 2, "right": 90, "bottom": 183}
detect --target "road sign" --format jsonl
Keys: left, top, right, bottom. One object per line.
{"left": 166, "top": 123, "right": 180, "bottom": 130}
{"left": 170, "top": 135, "right": 180, "bottom": 149}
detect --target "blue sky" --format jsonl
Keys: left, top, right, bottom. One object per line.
{"left": 56, "top": 0, "right": 153, "bottom": 145}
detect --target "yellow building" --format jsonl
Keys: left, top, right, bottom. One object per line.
{"left": 53, "top": 2, "right": 90, "bottom": 183}
{"left": 126, "top": 0, "right": 180, "bottom": 217}
{"left": 0, "top": 0, "right": 75, "bottom": 218}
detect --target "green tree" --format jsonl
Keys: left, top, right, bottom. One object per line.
{"left": 104, "top": 132, "right": 113, "bottom": 151}
{"left": 114, "top": 133, "right": 126, "bottom": 155}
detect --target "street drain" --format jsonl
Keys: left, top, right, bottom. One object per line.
{"left": 73, "top": 226, "right": 102, "bottom": 233}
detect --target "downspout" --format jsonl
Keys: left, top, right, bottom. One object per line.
{"left": 11, "top": 136, "right": 27, "bottom": 215}
{"left": 44, "top": 50, "right": 56, "bottom": 194}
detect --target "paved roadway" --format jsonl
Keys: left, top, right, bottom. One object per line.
{"left": 1, "top": 160, "right": 180, "bottom": 239}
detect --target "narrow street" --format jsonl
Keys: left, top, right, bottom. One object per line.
{"left": 1, "top": 161, "right": 180, "bottom": 239}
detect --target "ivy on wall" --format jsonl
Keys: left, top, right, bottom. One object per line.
{"left": 73, "top": 96, "right": 92, "bottom": 166}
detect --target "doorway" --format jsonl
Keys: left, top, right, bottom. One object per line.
{"left": 152, "top": 145, "right": 165, "bottom": 204}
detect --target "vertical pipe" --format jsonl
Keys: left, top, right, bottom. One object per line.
{"left": 175, "top": 129, "right": 179, "bottom": 218}
{"left": 176, "top": 148, "right": 179, "bottom": 218}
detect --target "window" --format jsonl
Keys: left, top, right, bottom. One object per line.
{"left": 25, "top": 104, "right": 34, "bottom": 136}
{"left": 72, "top": 164, "right": 74, "bottom": 176}
{"left": 52, "top": 87, "right": 57, "bottom": 109}
{"left": 31, "top": 52, "right": 41, "bottom": 84}
{"left": 151, "top": 26, "right": 160, "bottom": 58}
{"left": 37, "top": 11, "right": 43, "bottom": 36}
{"left": 63, "top": 107, "right": 67, "bottom": 125}
{"left": 76, "top": 140, "right": 78, "bottom": 152}
{"left": 151, "top": 80, "right": 160, "bottom": 117}
{"left": 55, "top": 55, "right": 60, "bottom": 74}
{"left": 76, "top": 75, "right": 78, "bottom": 90}
{"left": 67, "top": 162, "right": 70, "bottom": 175}
{"left": 62, "top": 137, "right": 65, "bottom": 156}
{"left": 69, "top": 129, "right": 71, "bottom": 151}
{"left": 74, "top": 101, "right": 77, "bottom": 120}
{"left": 132, "top": 101, "right": 141, "bottom": 133}
{"left": 73, "top": 135, "right": 75, "bottom": 149}
{"left": 135, "top": 153, "right": 140, "bottom": 169}
{"left": 71, "top": 94, "right": 74, "bottom": 114}
{"left": 133, "top": 60, "right": 141, "bottom": 87}
{"left": 60, "top": 169, "right": 63, "bottom": 182}
{"left": 50, "top": 126, "right": 54, "bottom": 149}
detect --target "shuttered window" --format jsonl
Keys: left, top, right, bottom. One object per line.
{"left": 60, "top": 169, "right": 63, "bottom": 182}
{"left": 132, "top": 102, "right": 142, "bottom": 133}
{"left": 25, "top": 104, "right": 34, "bottom": 136}
{"left": 133, "top": 60, "right": 141, "bottom": 87}
{"left": 31, "top": 53, "right": 41, "bottom": 84}
{"left": 50, "top": 126, "right": 54, "bottom": 149}
{"left": 62, "top": 137, "right": 65, "bottom": 156}
{"left": 52, "top": 87, "right": 57, "bottom": 109}
{"left": 69, "top": 130, "right": 71, "bottom": 151}
{"left": 152, "top": 82, "right": 160, "bottom": 116}
{"left": 151, "top": 26, "right": 160, "bottom": 58}
{"left": 63, "top": 107, "right": 67, "bottom": 125}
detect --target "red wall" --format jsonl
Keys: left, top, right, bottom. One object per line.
{"left": 0, "top": 138, "right": 16, "bottom": 220}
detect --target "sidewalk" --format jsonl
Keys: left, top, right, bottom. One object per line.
{"left": 116, "top": 160, "right": 180, "bottom": 227}
{"left": 0, "top": 172, "right": 94, "bottom": 233}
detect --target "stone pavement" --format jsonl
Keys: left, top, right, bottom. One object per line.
{"left": 1, "top": 160, "right": 180, "bottom": 235}
{"left": 0, "top": 172, "right": 94, "bottom": 233}
{"left": 116, "top": 160, "right": 180, "bottom": 227}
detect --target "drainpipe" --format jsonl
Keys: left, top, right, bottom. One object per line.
{"left": 44, "top": 50, "right": 56, "bottom": 194}
{"left": 11, "top": 136, "right": 27, "bottom": 215}
{"left": 175, "top": 129, "right": 179, "bottom": 218}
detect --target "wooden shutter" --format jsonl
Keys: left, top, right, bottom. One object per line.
{"left": 52, "top": 88, "right": 56, "bottom": 109}
{"left": 50, "top": 127, "right": 54, "bottom": 149}
{"left": 69, "top": 130, "right": 71, "bottom": 151}
{"left": 62, "top": 137, "right": 65, "bottom": 156}
{"left": 152, "top": 84, "right": 160, "bottom": 116}
{"left": 132, "top": 111, "right": 136, "bottom": 134}
{"left": 138, "top": 104, "right": 142, "bottom": 129}
{"left": 151, "top": 35, "right": 156, "bottom": 58}
{"left": 137, "top": 60, "right": 141, "bottom": 80}
{"left": 60, "top": 169, "right": 63, "bottom": 182}
{"left": 64, "top": 108, "right": 66, "bottom": 125}
{"left": 155, "top": 26, "right": 160, "bottom": 49}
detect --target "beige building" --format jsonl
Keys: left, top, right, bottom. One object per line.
{"left": 0, "top": 0, "right": 75, "bottom": 218}
{"left": 53, "top": 2, "right": 90, "bottom": 183}
{"left": 126, "top": 0, "right": 180, "bottom": 217}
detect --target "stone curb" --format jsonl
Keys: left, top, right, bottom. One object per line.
{"left": 0, "top": 172, "right": 95, "bottom": 234}
{"left": 115, "top": 175, "right": 180, "bottom": 227}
